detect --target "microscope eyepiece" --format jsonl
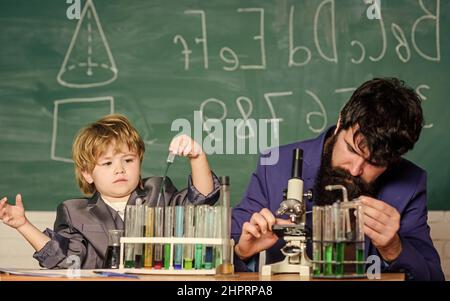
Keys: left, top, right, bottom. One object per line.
{"left": 291, "top": 148, "right": 303, "bottom": 179}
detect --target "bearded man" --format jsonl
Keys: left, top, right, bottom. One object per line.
{"left": 231, "top": 78, "right": 444, "bottom": 281}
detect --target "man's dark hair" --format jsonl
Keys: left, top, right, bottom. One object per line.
{"left": 339, "top": 77, "right": 424, "bottom": 166}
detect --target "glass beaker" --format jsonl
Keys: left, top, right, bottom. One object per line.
{"left": 103, "top": 229, "right": 124, "bottom": 269}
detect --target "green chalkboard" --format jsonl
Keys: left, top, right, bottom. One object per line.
{"left": 1, "top": 0, "right": 449, "bottom": 210}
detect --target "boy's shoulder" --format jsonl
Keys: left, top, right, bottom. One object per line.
{"left": 141, "top": 176, "right": 175, "bottom": 189}
{"left": 58, "top": 197, "right": 91, "bottom": 210}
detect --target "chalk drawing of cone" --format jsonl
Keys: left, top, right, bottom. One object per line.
{"left": 57, "top": 0, "right": 118, "bottom": 88}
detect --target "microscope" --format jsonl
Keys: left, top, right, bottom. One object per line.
{"left": 260, "top": 148, "right": 313, "bottom": 276}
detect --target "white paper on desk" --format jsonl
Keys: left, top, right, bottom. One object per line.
{"left": 0, "top": 268, "right": 101, "bottom": 278}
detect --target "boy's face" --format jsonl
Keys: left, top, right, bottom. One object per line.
{"left": 82, "top": 141, "right": 141, "bottom": 202}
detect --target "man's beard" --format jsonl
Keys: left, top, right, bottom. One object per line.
{"left": 313, "top": 134, "right": 379, "bottom": 206}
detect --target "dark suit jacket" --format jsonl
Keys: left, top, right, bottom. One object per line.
{"left": 33, "top": 175, "right": 220, "bottom": 269}
{"left": 231, "top": 127, "right": 444, "bottom": 280}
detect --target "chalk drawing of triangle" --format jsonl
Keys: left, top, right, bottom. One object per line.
{"left": 57, "top": 0, "right": 118, "bottom": 88}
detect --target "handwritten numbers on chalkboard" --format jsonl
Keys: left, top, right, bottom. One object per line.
{"left": 305, "top": 90, "right": 327, "bottom": 134}
{"left": 415, "top": 85, "right": 433, "bottom": 129}
{"left": 200, "top": 91, "right": 297, "bottom": 141}
{"left": 263, "top": 92, "right": 292, "bottom": 140}
{"left": 200, "top": 98, "right": 227, "bottom": 142}
{"left": 236, "top": 96, "right": 255, "bottom": 139}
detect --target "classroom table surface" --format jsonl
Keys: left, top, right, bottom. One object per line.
{"left": 0, "top": 271, "right": 404, "bottom": 281}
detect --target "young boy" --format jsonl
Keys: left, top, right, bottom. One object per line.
{"left": 0, "top": 114, "right": 220, "bottom": 269}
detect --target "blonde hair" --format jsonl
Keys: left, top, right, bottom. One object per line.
{"left": 72, "top": 114, "right": 145, "bottom": 195}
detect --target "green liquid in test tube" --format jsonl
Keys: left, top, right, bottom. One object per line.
{"left": 164, "top": 206, "right": 174, "bottom": 269}
{"left": 203, "top": 206, "right": 214, "bottom": 269}
{"left": 194, "top": 205, "right": 205, "bottom": 269}
{"left": 183, "top": 205, "right": 195, "bottom": 269}
{"left": 324, "top": 244, "right": 333, "bottom": 275}
{"left": 323, "top": 205, "right": 334, "bottom": 276}
{"left": 355, "top": 201, "right": 366, "bottom": 276}
{"left": 213, "top": 206, "right": 222, "bottom": 268}
{"left": 164, "top": 244, "right": 171, "bottom": 269}
{"left": 334, "top": 242, "right": 345, "bottom": 276}
{"left": 334, "top": 203, "right": 345, "bottom": 276}
{"left": 356, "top": 246, "right": 365, "bottom": 275}
{"left": 313, "top": 250, "right": 321, "bottom": 276}
{"left": 312, "top": 206, "right": 323, "bottom": 276}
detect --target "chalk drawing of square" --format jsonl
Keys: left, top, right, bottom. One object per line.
{"left": 51, "top": 97, "right": 114, "bottom": 163}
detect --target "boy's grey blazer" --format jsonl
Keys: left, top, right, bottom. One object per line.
{"left": 33, "top": 175, "right": 220, "bottom": 269}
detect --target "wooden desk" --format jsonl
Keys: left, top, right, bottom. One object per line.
{"left": 0, "top": 272, "right": 404, "bottom": 281}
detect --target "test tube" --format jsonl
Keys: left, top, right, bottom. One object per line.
{"left": 323, "top": 205, "right": 334, "bottom": 276}
{"left": 218, "top": 176, "right": 233, "bottom": 273}
{"left": 164, "top": 206, "right": 174, "bottom": 269}
{"left": 174, "top": 206, "right": 184, "bottom": 269}
{"left": 213, "top": 206, "right": 222, "bottom": 268}
{"left": 194, "top": 205, "right": 206, "bottom": 269}
{"left": 124, "top": 205, "right": 136, "bottom": 268}
{"left": 134, "top": 200, "right": 145, "bottom": 268}
{"left": 203, "top": 206, "right": 214, "bottom": 269}
{"left": 183, "top": 205, "right": 195, "bottom": 269}
{"left": 334, "top": 202, "right": 345, "bottom": 276}
{"left": 312, "top": 206, "right": 323, "bottom": 276}
{"left": 144, "top": 206, "right": 154, "bottom": 268}
{"left": 355, "top": 201, "right": 365, "bottom": 275}
{"left": 153, "top": 206, "right": 164, "bottom": 269}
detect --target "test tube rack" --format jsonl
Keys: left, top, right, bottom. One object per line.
{"left": 118, "top": 237, "right": 234, "bottom": 275}
{"left": 311, "top": 198, "right": 366, "bottom": 279}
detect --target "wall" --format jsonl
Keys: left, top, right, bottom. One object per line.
{"left": 429, "top": 211, "right": 450, "bottom": 280}
{"left": 0, "top": 211, "right": 56, "bottom": 269}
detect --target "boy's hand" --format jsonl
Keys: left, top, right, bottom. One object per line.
{"left": 0, "top": 194, "right": 28, "bottom": 229}
{"left": 170, "top": 135, "right": 213, "bottom": 196}
{"left": 169, "top": 135, "right": 203, "bottom": 159}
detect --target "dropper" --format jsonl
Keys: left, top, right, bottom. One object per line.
{"left": 156, "top": 152, "right": 176, "bottom": 207}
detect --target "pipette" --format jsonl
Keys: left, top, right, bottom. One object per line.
{"left": 156, "top": 152, "right": 176, "bottom": 207}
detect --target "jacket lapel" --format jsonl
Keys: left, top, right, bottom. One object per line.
{"left": 126, "top": 182, "right": 147, "bottom": 206}
{"left": 88, "top": 193, "right": 116, "bottom": 238}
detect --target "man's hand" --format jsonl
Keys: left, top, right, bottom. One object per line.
{"left": 235, "top": 208, "right": 293, "bottom": 261}
{"left": 0, "top": 194, "right": 28, "bottom": 229}
{"left": 360, "top": 196, "right": 402, "bottom": 262}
